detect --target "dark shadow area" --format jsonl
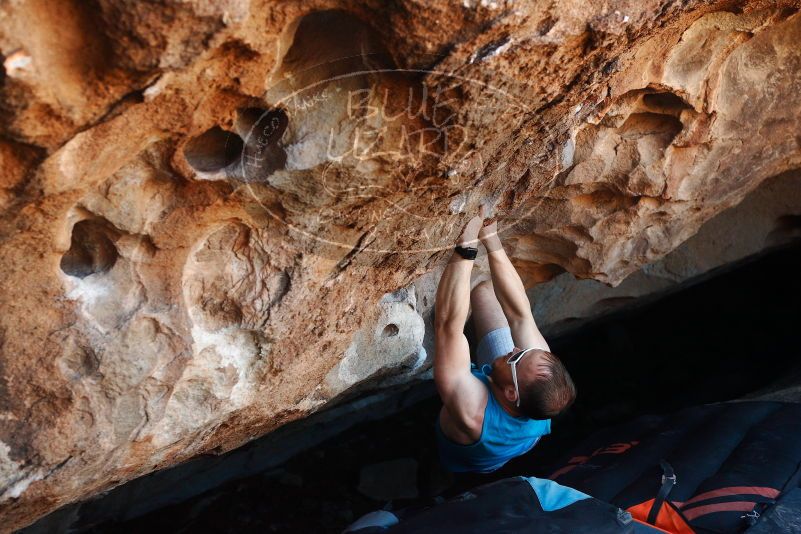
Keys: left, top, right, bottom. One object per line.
{"left": 183, "top": 126, "right": 244, "bottom": 174}
{"left": 86, "top": 244, "right": 801, "bottom": 533}
{"left": 60, "top": 219, "right": 119, "bottom": 278}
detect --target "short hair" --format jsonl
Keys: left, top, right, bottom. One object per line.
{"left": 518, "top": 350, "right": 576, "bottom": 420}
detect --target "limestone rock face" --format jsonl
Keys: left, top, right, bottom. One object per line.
{"left": 1, "top": 1, "right": 801, "bottom": 530}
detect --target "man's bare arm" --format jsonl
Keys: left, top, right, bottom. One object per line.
{"left": 434, "top": 216, "right": 487, "bottom": 424}
{"left": 479, "top": 222, "right": 550, "bottom": 351}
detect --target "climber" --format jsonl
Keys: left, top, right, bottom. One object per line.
{"left": 433, "top": 211, "right": 576, "bottom": 473}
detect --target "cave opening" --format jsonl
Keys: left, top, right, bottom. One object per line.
{"left": 59, "top": 219, "right": 119, "bottom": 278}
{"left": 78, "top": 243, "right": 801, "bottom": 534}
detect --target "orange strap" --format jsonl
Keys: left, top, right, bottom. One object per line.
{"left": 628, "top": 499, "right": 695, "bottom": 534}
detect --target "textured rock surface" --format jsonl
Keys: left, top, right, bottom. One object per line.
{"left": 1, "top": 1, "right": 801, "bottom": 530}
{"left": 526, "top": 168, "right": 801, "bottom": 334}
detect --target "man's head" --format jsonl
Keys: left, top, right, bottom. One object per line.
{"left": 491, "top": 347, "right": 576, "bottom": 419}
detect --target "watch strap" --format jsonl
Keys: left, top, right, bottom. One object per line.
{"left": 454, "top": 245, "right": 478, "bottom": 260}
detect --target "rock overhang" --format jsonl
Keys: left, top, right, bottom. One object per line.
{"left": 1, "top": 1, "right": 801, "bottom": 530}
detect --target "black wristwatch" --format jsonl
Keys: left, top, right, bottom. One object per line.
{"left": 455, "top": 245, "right": 478, "bottom": 260}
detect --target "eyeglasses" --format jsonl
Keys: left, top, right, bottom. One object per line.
{"left": 507, "top": 348, "right": 536, "bottom": 407}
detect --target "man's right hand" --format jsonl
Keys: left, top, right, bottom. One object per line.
{"left": 479, "top": 220, "right": 502, "bottom": 253}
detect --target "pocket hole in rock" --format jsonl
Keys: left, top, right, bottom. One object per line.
{"left": 382, "top": 324, "right": 400, "bottom": 337}
{"left": 60, "top": 219, "right": 119, "bottom": 278}
{"left": 238, "top": 107, "right": 289, "bottom": 181}
{"left": 184, "top": 126, "right": 245, "bottom": 174}
{"left": 277, "top": 10, "right": 394, "bottom": 87}
{"left": 642, "top": 92, "right": 691, "bottom": 113}
{"left": 618, "top": 112, "right": 683, "bottom": 143}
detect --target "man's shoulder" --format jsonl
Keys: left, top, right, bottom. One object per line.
{"left": 440, "top": 371, "right": 490, "bottom": 441}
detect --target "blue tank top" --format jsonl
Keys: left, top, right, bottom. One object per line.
{"left": 436, "top": 364, "right": 551, "bottom": 473}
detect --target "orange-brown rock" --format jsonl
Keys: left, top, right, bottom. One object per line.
{"left": 2, "top": 1, "right": 801, "bottom": 530}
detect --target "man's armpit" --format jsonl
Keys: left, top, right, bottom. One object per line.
{"left": 439, "top": 405, "right": 480, "bottom": 445}
{"left": 442, "top": 373, "right": 488, "bottom": 431}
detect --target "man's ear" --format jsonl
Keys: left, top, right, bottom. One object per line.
{"left": 503, "top": 384, "right": 517, "bottom": 404}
